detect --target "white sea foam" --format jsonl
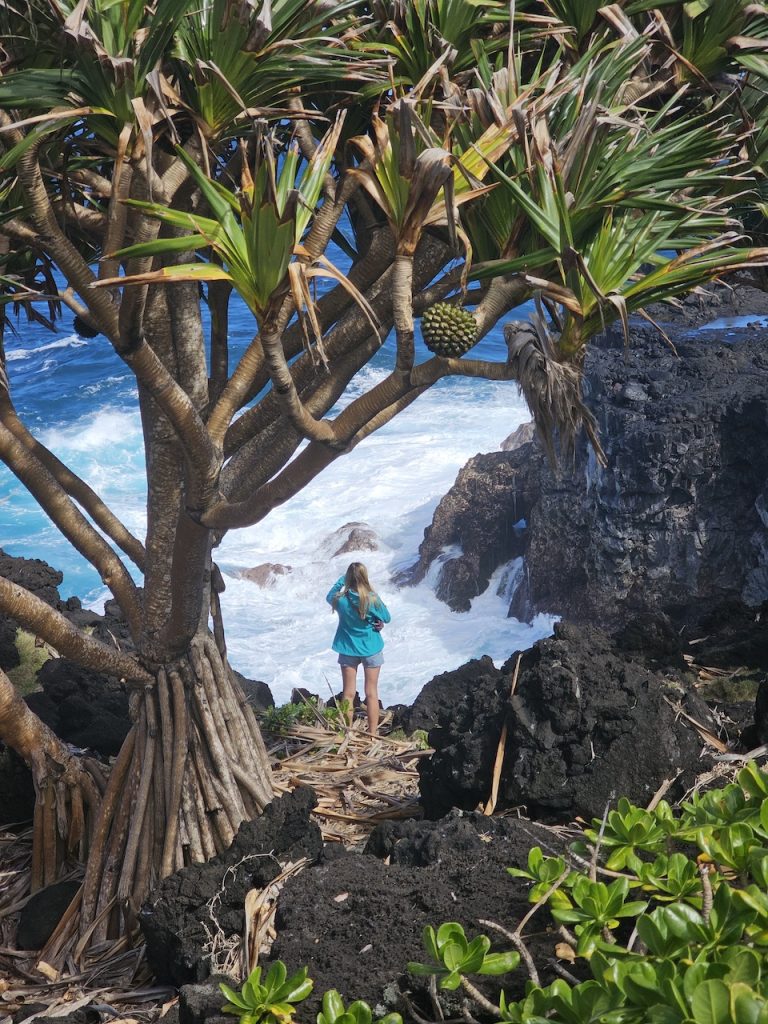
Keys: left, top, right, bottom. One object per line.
{"left": 34, "top": 409, "right": 148, "bottom": 556}
{"left": 217, "top": 375, "right": 552, "bottom": 704}
{"left": 5, "top": 335, "right": 88, "bottom": 361}
{"left": 700, "top": 315, "right": 768, "bottom": 331}
{"left": 39, "top": 408, "right": 143, "bottom": 455}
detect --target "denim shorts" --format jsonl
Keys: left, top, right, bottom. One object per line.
{"left": 338, "top": 651, "right": 384, "bottom": 668}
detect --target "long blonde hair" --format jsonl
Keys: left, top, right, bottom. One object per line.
{"left": 334, "top": 561, "right": 377, "bottom": 619}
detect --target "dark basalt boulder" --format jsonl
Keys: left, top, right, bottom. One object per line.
{"left": 0, "top": 748, "right": 36, "bottom": 826}
{"left": 16, "top": 879, "right": 81, "bottom": 950}
{"left": 405, "top": 316, "right": 768, "bottom": 631}
{"left": 613, "top": 610, "right": 688, "bottom": 671}
{"left": 397, "top": 449, "right": 538, "bottom": 610}
{"left": 140, "top": 787, "right": 323, "bottom": 986}
{"left": 271, "top": 813, "right": 567, "bottom": 1021}
{"left": 686, "top": 598, "right": 768, "bottom": 669}
{"left": 178, "top": 977, "right": 235, "bottom": 1024}
{"left": 23, "top": 658, "right": 272, "bottom": 760}
{"left": 642, "top": 280, "right": 768, "bottom": 328}
{"left": 30, "top": 658, "right": 130, "bottom": 756}
{"left": 0, "top": 615, "right": 20, "bottom": 672}
{"left": 364, "top": 808, "right": 556, "bottom": 867}
{"left": 0, "top": 548, "right": 64, "bottom": 609}
{"left": 417, "top": 622, "right": 714, "bottom": 822}
{"left": 0, "top": 548, "right": 70, "bottom": 673}
{"left": 86, "top": 596, "right": 134, "bottom": 648}
{"left": 391, "top": 655, "right": 502, "bottom": 735}
{"left": 233, "top": 670, "right": 274, "bottom": 712}
{"left": 0, "top": 549, "right": 75, "bottom": 823}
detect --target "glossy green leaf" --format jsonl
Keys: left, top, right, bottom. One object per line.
{"left": 690, "top": 979, "right": 731, "bottom": 1024}
{"left": 478, "top": 951, "right": 520, "bottom": 975}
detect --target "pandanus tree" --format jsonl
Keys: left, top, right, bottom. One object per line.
{"left": 0, "top": 0, "right": 767, "bottom": 964}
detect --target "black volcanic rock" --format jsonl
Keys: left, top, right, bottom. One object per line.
{"left": 391, "top": 655, "right": 502, "bottom": 735}
{"left": 406, "top": 316, "right": 768, "bottom": 630}
{"left": 0, "top": 748, "right": 36, "bottom": 825}
{"left": 0, "top": 548, "right": 67, "bottom": 673}
{"left": 399, "top": 449, "right": 538, "bottom": 610}
{"left": 0, "top": 615, "right": 19, "bottom": 672}
{"left": 17, "top": 880, "right": 80, "bottom": 949}
{"left": 272, "top": 813, "right": 567, "bottom": 1021}
{"left": 0, "top": 548, "right": 64, "bottom": 609}
{"left": 233, "top": 670, "right": 274, "bottom": 713}
{"left": 140, "top": 788, "right": 322, "bottom": 986}
{"left": 32, "top": 658, "right": 130, "bottom": 756}
{"left": 416, "top": 623, "right": 713, "bottom": 822}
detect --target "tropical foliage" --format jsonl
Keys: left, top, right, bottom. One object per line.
{"left": 410, "top": 762, "right": 768, "bottom": 1024}
{"left": 220, "top": 966, "right": 402, "bottom": 1024}
{"left": 0, "top": 0, "right": 767, "bottom": 964}
{"left": 210, "top": 766, "right": 768, "bottom": 1024}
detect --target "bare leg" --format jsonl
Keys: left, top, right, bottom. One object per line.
{"left": 363, "top": 665, "right": 381, "bottom": 735}
{"left": 340, "top": 664, "right": 357, "bottom": 726}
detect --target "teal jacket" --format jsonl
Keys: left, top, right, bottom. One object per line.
{"left": 326, "top": 576, "right": 391, "bottom": 657}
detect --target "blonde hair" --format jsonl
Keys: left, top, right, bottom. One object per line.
{"left": 335, "top": 561, "right": 378, "bottom": 619}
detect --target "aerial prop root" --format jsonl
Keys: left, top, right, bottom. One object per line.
{"left": 35, "top": 640, "right": 274, "bottom": 964}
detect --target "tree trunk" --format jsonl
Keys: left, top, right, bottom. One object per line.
{"left": 2, "top": 627, "right": 274, "bottom": 964}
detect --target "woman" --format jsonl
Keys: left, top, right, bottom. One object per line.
{"left": 327, "top": 562, "right": 391, "bottom": 734}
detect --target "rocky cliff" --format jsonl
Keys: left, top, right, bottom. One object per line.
{"left": 405, "top": 299, "right": 768, "bottom": 630}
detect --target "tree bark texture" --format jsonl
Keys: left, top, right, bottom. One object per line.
{"left": 0, "top": 632, "right": 274, "bottom": 964}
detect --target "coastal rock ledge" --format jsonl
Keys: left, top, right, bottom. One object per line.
{"left": 405, "top": 315, "right": 768, "bottom": 630}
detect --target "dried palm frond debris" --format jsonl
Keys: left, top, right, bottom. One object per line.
{"left": 0, "top": 717, "right": 426, "bottom": 1010}
{"left": 267, "top": 711, "right": 428, "bottom": 847}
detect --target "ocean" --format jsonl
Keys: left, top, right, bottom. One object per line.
{"left": 0, "top": 291, "right": 556, "bottom": 706}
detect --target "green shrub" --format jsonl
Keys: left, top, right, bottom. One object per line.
{"left": 260, "top": 697, "right": 350, "bottom": 734}
{"left": 6, "top": 628, "right": 53, "bottom": 694}
{"left": 408, "top": 761, "right": 768, "bottom": 1023}
{"left": 220, "top": 965, "right": 402, "bottom": 1024}
{"left": 221, "top": 764, "right": 768, "bottom": 1024}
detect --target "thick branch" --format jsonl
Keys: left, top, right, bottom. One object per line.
{"left": 301, "top": 174, "right": 359, "bottom": 262}
{"left": 393, "top": 253, "right": 415, "bottom": 371}
{"left": 51, "top": 198, "right": 107, "bottom": 237}
{"left": 127, "top": 341, "right": 220, "bottom": 509}
{"left": 0, "top": 421, "right": 143, "bottom": 639}
{"left": 207, "top": 329, "right": 264, "bottom": 444}
{"left": 0, "top": 575, "right": 152, "bottom": 683}
{"left": 0, "top": 218, "right": 39, "bottom": 245}
{"left": 208, "top": 280, "right": 232, "bottom": 405}
{"left": 260, "top": 314, "right": 338, "bottom": 443}
{"left": 10, "top": 127, "right": 120, "bottom": 339}
{"left": 99, "top": 133, "right": 133, "bottom": 283}
{"left": 411, "top": 355, "right": 519, "bottom": 386}
{"left": 53, "top": 168, "right": 113, "bottom": 198}
{"left": 347, "top": 386, "right": 428, "bottom": 444}
{"left": 206, "top": 440, "right": 337, "bottom": 529}
{"left": 474, "top": 277, "right": 530, "bottom": 335}
{"left": 0, "top": 666, "right": 76, "bottom": 778}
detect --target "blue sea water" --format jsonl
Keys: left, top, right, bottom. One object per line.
{"left": 0, "top": 285, "right": 556, "bottom": 705}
